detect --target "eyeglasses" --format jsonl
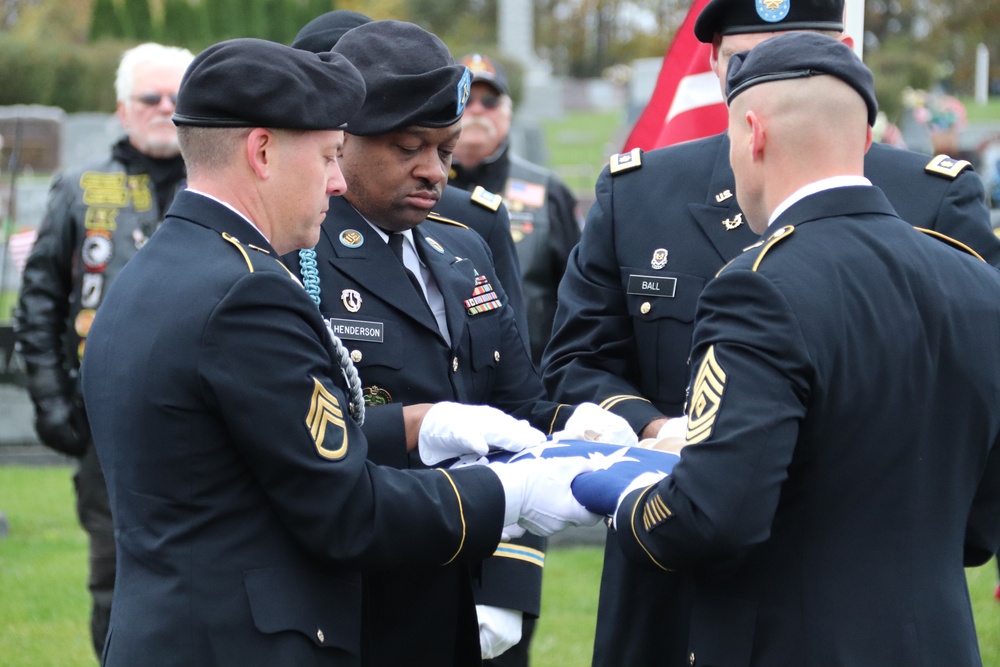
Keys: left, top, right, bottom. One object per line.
{"left": 469, "top": 93, "right": 501, "bottom": 110}
{"left": 132, "top": 93, "right": 179, "bottom": 106}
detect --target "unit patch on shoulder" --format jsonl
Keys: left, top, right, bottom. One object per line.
{"left": 609, "top": 148, "right": 643, "bottom": 175}
{"left": 686, "top": 345, "right": 726, "bottom": 445}
{"left": 307, "top": 377, "right": 348, "bottom": 460}
{"left": 471, "top": 185, "right": 503, "bottom": 212}
{"left": 426, "top": 212, "right": 469, "bottom": 229}
{"left": 925, "top": 154, "right": 971, "bottom": 180}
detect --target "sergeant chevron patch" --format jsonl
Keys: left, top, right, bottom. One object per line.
{"left": 686, "top": 345, "right": 726, "bottom": 444}
{"left": 642, "top": 491, "right": 672, "bottom": 531}
{"left": 307, "top": 377, "right": 348, "bottom": 460}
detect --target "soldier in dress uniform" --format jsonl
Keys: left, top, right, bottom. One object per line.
{"left": 609, "top": 32, "right": 1000, "bottom": 666}
{"left": 540, "top": 0, "right": 1000, "bottom": 665}
{"left": 450, "top": 53, "right": 583, "bottom": 367}
{"left": 282, "top": 20, "right": 636, "bottom": 667}
{"left": 13, "top": 41, "right": 194, "bottom": 660}
{"left": 292, "top": 10, "right": 532, "bottom": 354}
{"left": 81, "top": 37, "right": 600, "bottom": 667}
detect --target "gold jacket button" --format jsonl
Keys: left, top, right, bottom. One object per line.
{"left": 317, "top": 628, "right": 325, "bottom": 644}
{"left": 494, "top": 350, "right": 501, "bottom": 363}
{"left": 350, "top": 349, "right": 362, "bottom": 363}
{"left": 689, "top": 651, "right": 695, "bottom": 665}
{"left": 641, "top": 301, "right": 651, "bottom": 314}
{"left": 452, "top": 357, "right": 459, "bottom": 372}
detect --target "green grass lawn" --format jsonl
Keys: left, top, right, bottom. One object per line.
{"left": 1, "top": 465, "right": 998, "bottom": 666}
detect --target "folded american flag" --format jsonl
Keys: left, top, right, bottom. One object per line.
{"left": 488, "top": 440, "right": 679, "bottom": 516}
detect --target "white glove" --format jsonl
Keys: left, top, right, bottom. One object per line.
{"left": 489, "top": 456, "right": 602, "bottom": 536}
{"left": 418, "top": 402, "right": 546, "bottom": 466}
{"left": 558, "top": 402, "right": 639, "bottom": 448}
{"left": 637, "top": 416, "right": 689, "bottom": 454}
{"left": 612, "top": 471, "right": 669, "bottom": 529}
{"left": 477, "top": 605, "right": 523, "bottom": 660}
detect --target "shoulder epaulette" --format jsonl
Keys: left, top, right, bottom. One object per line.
{"left": 925, "top": 154, "right": 972, "bottom": 180}
{"left": 470, "top": 185, "right": 503, "bottom": 212}
{"left": 609, "top": 148, "right": 643, "bottom": 175}
{"left": 719, "top": 225, "right": 794, "bottom": 277}
{"left": 915, "top": 227, "right": 986, "bottom": 262}
{"left": 426, "top": 212, "right": 469, "bottom": 229}
{"left": 221, "top": 231, "right": 300, "bottom": 281}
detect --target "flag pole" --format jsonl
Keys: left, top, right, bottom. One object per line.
{"left": 845, "top": 0, "right": 865, "bottom": 59}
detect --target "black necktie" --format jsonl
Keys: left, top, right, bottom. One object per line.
{"left": 388, "top": 233, "right": 432, "bottom": 310}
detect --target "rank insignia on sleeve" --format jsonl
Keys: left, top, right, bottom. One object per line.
{"left": 686, "top": 345, "right": 726, "bottom": 445}
{"left": 642, "top": 490, "right": 673, "bottom": 532}
{"left": 464, "top": 274, "right": 503, "bottom": 315}
{"left": 307, "top": 377, "right": 348, "bottom": 460}
{"left": 609, "top": 148, "right": 642, "bottom": 175}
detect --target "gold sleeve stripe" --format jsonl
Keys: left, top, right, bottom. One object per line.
{"left": 492, "top": 544, "right": 545, "bottom": 567}
{"left": 222, "top": 232, "right": 254, "bottom": 273}
{"left": 914, "top": 227, "right": 985, "bottom": 263}
{"left": 642, "top": 493, "right": 672, "bottom": 532}
{"left": 599, "top": 394, "right": 652, "bottom": 410}
{"left": 307, "top": 378, "right": 348, "bottom": 460}
{"left": 437, "top": 469, "right": 467, "bottom": 565}
{"left": 547, "top": 404, "right": 570, "bottom": 435}
{"left": 629, "top": 486, "right": 670, "bottom": 571}
{"left": 686, "top": 346, "right": 726, "bottom": 445}
{"left": 751, "top": 225, "right": 794, "bottom": 272}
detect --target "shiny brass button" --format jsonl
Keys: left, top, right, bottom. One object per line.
{"left": 317, "top": 628, "right": 325, "bottom": 643}
{"left": 452, "top": 357, "right": 459, "bottom": 372}
{"left": 350, "top": 349, "right": 362, "bottom": 363}
{"left": 494, "top": 350, "right": 501, "bottom": 363}
{"left": 641, "top": 301, "right": 652, "bottom": 315}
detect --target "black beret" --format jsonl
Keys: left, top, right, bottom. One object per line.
{"left": 331, "top": 20, "right": 471, "bottom": 135}
{"left": 460, "top": 53, "right": 509, "bottom": 96}
{"left": 172, "top": 38, "right": 365, "bottom": 131}
{"left": 726, "top": 32, "right": 877, "bottom": 126}
{"left": 291, "top": 10, "right": 372, "bottom": 53}
{"left": 694, "top": 0, "right": 844, "bottom": 43}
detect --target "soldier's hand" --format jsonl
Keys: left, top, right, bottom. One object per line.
{"left": 34, "top": 396, "right": 88, "bottom": 457}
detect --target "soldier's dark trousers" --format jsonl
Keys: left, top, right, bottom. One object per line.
{"left": 73, "top": 443, "right": 115, "bottom": 660}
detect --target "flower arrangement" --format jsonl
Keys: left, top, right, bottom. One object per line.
{"left": 902, "top": 88, "right": 967, "bottom": 133}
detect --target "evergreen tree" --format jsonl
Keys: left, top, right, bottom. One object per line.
{"left": 121, "top": 0, "right": 154, "bottom": 41}
{"left": 162, "top": 0, "right": 211, "bottom": 51}
{"left": 299, "top": 0, "right": 334, "bottom": 32}
{"left": 266, "top": 0, "right": 302, "bottom": 45}
{"left": 89, "top": 0, "right": 126, "bottom": 43}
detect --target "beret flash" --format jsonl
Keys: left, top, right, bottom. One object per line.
{"left": 726, "top": 32, "right": 878, "bottom": 126}
{"left": 172, "top": 38, "right": 366, "bottom": 131}
{"left": 331, "top": 20, "right": 471, "bottom": 135}
{"left": 694, "top": 0, "right": 844, "bottom": 43}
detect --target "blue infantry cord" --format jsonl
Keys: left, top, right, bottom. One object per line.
{"left": 299, "top": 248, "right": 365, "bottom": 426}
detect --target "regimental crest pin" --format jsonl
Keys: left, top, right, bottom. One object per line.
{"left": 722, "top": 212, "right": 744, "bottom": 231}
{"left": 339, "top": 229, "right": 364, "bottom": 248}
{"left": 341, "top": 289, "right": 362, "bottom": 313}
{"left": 756, "top": 0, "right": 790, "bottom": 23}
{"left": 651, "top": 248, "right": 668, "bottom": 270}
{"left": 425, "top": 236, "right": 445, "bottom": 254}
{"left": 715, "top": 189, "right": 733, "bottom": 203}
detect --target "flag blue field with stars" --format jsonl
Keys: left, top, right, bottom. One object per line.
{"left": 487, "top": 440, "right": 680, "bottom": 516}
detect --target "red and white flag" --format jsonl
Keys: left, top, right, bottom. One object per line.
{"left": 622, "top": 0, "right": 727, "bottom": 152}
{"left": 6, "top": 228, "right": 38, "bottom": 275}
